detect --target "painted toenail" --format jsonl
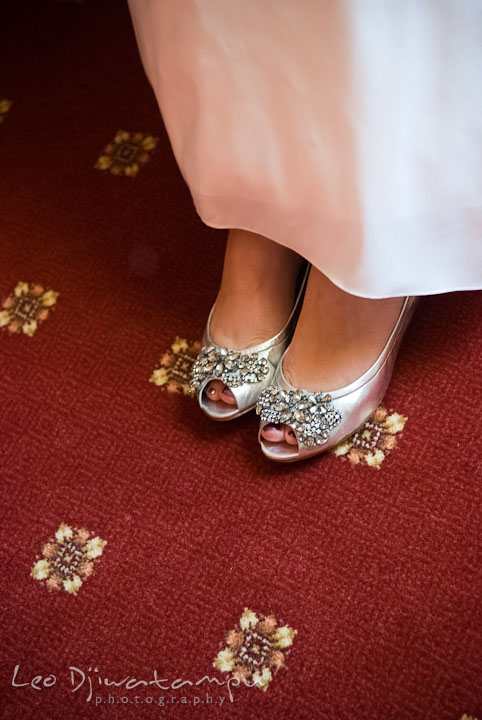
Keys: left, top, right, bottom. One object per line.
{"left": 207, "top": 387, "right": 216, "bottom": 396}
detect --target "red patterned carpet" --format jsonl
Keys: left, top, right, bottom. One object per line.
{"left": 1, "top": 2, "right": 481, "bottom": 718}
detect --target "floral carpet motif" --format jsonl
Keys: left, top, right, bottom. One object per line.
{"left": 213, "top": 608, "right": 297, "bottom": 692}
{"left": 0, "top": 98, "right": 13, "bottom": 123}
{"left": 150, "top": 337, "right": 201, "bottom": 395}
{"left": 0, "top": 282, "right": 59, "bottom": 336}
{"left": 31, "top": 523, "right": 106, "bottom": 595}
{"left": 95, "top": 130, "right": 158, "bottom": 177}
{"left": 332, "top": 405, "right": 407, "bottom": 468}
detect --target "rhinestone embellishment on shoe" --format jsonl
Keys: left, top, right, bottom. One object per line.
{"left": 256, "top": 385, "right": 342, "bottom": 447}
{"left": 189, "top": 345, "right": 270, "bottom": 394}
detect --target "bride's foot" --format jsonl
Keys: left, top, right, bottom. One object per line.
{"left": 260, "top": 268, "right": 405, "bottom": 445}
{"left": 204, "top": 228, "right": 302, "bottom": 407}
{"left": 203, "top": 379, "right": 237, "bottom": 404}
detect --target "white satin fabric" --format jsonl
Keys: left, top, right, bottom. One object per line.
{"left": 127, "top": 0, "right": 482, "bottom": 298}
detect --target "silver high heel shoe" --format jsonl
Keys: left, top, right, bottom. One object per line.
{"left": 189, "top": 264, "right": 310, "bottom": 420}
{"left": 256, "top": 296, "right": 418, "bottom": 461}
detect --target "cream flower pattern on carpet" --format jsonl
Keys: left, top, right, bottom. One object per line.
{"left": 332, "top": 405, "right": 407, "bottom": 468}
{"left": 0, "top": 282, "right": 59, "bottom": 336}
{"left": 95, "top": 130, "right": 158, "bottom": 177}
{"left": 213, "top": 607, "right": 297, "bottom": 692}
{"left": 0, "top": 99, "right": 13, "bottom": 124}
{"left": 31, "top": 523, "right": 106, "bottom": 595}
{"left": 150, "top": 337, "right": 201, "bottom": 395}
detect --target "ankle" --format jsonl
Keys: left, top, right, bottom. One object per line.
{"left": 209, "top": 229, "right": 303, "bottom": 348}
{"left": 220, "top": 229, "right": 302, "bottom": 301}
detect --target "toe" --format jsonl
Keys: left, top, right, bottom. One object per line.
{"left": 220, "top": 385, "right": 237, "bottom": 405}
{"left": 260, "top": 423, "right": 286, "bottom": 442}
{"left": 284, "top": 426, "right": 298, "bottom": 445}
{"left": 204, "top": 380, "right": 224, "bottom": 401}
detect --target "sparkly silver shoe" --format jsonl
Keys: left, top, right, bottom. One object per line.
{"left": 189, "top": 264, "right": 310, "bottom": 420}
{"left": 256, "top": 296, "right": 418, "bottom": 461}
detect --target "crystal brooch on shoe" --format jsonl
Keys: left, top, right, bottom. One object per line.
{"left": 189, "top": 345, "right": 270, "bottom": 394}
{"left": 256, "top": 385, "right": 342, "bottom": 447}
